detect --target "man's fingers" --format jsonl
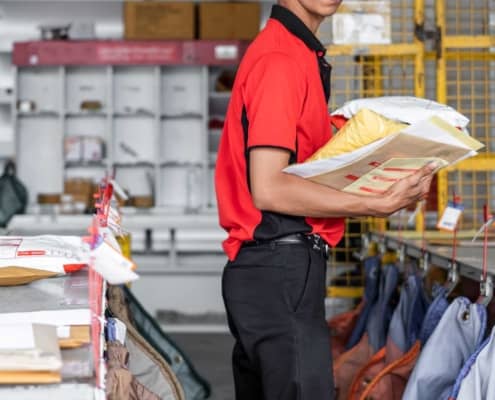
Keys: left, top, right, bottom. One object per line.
{"left": 403, "top": 162, "right": 437, "bottom": 189}
{"left": 403, "top": 163, "right": 436, "bottom": 187}
{"left": 418, "top": 162, "right": 438, "bottom": 177}
{"left": 418, "top": 176, "right": 433, "bottom": 198}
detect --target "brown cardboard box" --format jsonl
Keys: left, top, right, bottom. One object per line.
{"left": 64, "top": 179, "right": 95, "bottom": 209}
{"left": 124, "top": 1, "right": 195, "bottom": 40}
{"left": 130, "top": 195, "right": 154, "bottom": 208}
{"left": 199, "top": 2, "right": 260, "bottom": 40}
{"left": 37, "top": 194, "right": 61, "bottom": 205}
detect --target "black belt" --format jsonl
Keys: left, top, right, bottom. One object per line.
{"left": 242, "top": 233, "right": 330, "bottom": 259}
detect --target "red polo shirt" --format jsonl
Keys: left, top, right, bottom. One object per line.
{"left": 215, "top": 5, "right": 345, "bottom": 260}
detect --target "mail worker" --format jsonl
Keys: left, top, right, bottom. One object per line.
{"left": 215, "top": 0, "right": 437, "bottom": 398}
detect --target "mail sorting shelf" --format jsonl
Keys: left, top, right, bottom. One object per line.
{"left": 12, "top": 40, "right": 247, "bottom": 213}
{"left": 0, "top": 269, "right": 103, "bottom": 400}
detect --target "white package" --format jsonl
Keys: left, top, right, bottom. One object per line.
{"left": 91, "top": 240, "right": 137, "bottom": 285}
{"left": 0, "top": 235, "right": 89, "bottom": 274}
{"left": 332, "top": 96, "right": 470, "bottom": 129}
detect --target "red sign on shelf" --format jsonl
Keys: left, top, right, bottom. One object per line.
{"left": 13, "top": 40, "right": 249, "bottom": 66}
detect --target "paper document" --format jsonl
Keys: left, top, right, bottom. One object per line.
{"left": 284, "top": 116, "right": 484, "bottom": 195}
{"left": 0, "top": 309, "right": 91, "bottom": 327}
{"left": 0, "top": 324, "right": 62, "bottom": 371}
{"left": 0, "top": 323, "right": 36, "bottom": 350}
{"left": 57, "top": 326, "right": 71, "bottom": 339}
{"left": 92, "top": 240, "right": 138, "bottom": 285}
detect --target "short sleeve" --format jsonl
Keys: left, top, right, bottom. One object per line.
{"left": 243, "top": 53, "right": 306, "bottom": 152}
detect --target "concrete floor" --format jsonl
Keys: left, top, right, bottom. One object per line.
{"left": 170, "top": 333, "right": 235, "bottom": 400}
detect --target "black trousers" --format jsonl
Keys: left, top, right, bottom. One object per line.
{"left": 222, "top": 240, "right": 335, "bottom": 400}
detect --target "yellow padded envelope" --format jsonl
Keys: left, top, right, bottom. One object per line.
{"left": 306, "top": 108, "right": 407, "bottom": 162}
{"left": 58, "top": 325, "right": 91, "bottom": 349}
{"left": 0, "top": 370, "right": 61, "bottom": 384}
{"left": 0, "top": 267, "right": 58, "bottom": 286}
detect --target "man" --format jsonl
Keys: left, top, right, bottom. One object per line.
{"left": 215, "top": 0, "right": 436, "bottom": 398}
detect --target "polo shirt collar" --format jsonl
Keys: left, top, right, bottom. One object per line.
{"left": 270, "top": 5, "right": 326, "bottom": 55}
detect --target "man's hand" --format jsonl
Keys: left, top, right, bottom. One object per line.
{"left": 249, "top": 147, "right": 437, "bottom": 219}
{"left": 372, "top": 162, "right": 437, "bottom": 217}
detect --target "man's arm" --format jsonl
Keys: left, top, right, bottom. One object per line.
{"left": 250, "top": 147, "right": 436, "bottom": 218}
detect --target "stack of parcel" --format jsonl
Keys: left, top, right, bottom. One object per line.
{"left": 0, "top": 180, "right": 210, "bottom": 400}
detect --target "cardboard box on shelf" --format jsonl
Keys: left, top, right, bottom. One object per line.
{"left": 124, "top": 1, "right": 195, "bottom": 40}
{"left": 37, "top": 194, "right": 62, "bottom": 205}
{"left": 64, "top": 178, "right": 96, "bottom": 210}
{"left": 199, "top": 2, "right": 260, "bottom": 40}
{"left": 130, "top": 195, "right": 154, "bottom": 208}
{"left": 330, "top": 1, "right": 391, "bottom": 45}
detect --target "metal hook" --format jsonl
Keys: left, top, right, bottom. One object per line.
{"left": 472, "top": 216, "right": 495, "bottom": 242}
{"left": 378, "top": 237, "right": 387, "bottom": 257}
{"left": 445, "top": 261, "right": 459, "bottom": 297}
{"left": 478, "top": 275, "right": 493, "bottom": 306}
{"left": 353, "top": 233, "right": 371, "bottom": 261}
{"left": 362, "top": 233, "right": 370, "bottom": 252}
{"left": 420, "top": 252, "right": 430, "bottom": 278}
{"left": 396, "top": 243, "right": 406, "bottom": 267}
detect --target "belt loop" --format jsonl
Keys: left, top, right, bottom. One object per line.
{"left": 310, "top": 234, "right": 329, "bottom": 260}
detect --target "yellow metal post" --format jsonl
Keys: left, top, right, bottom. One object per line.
{"left": 436, "top": 0, "right": 449, "bottom": 215}
{"left": 414, "top": 0, "right": 426, "bottom": 232}
{"left": 414, "top": 0, "right": 425, "bottom": 99}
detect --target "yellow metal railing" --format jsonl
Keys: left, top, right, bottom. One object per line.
{"left": 436, "top": 0, "right": 495, "bottom": 229}
{"left": 326, "top": 0, "right": 495, "bottom": 299}
{"left": 325, "top": 1, "right": 426, "bottom": 296}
